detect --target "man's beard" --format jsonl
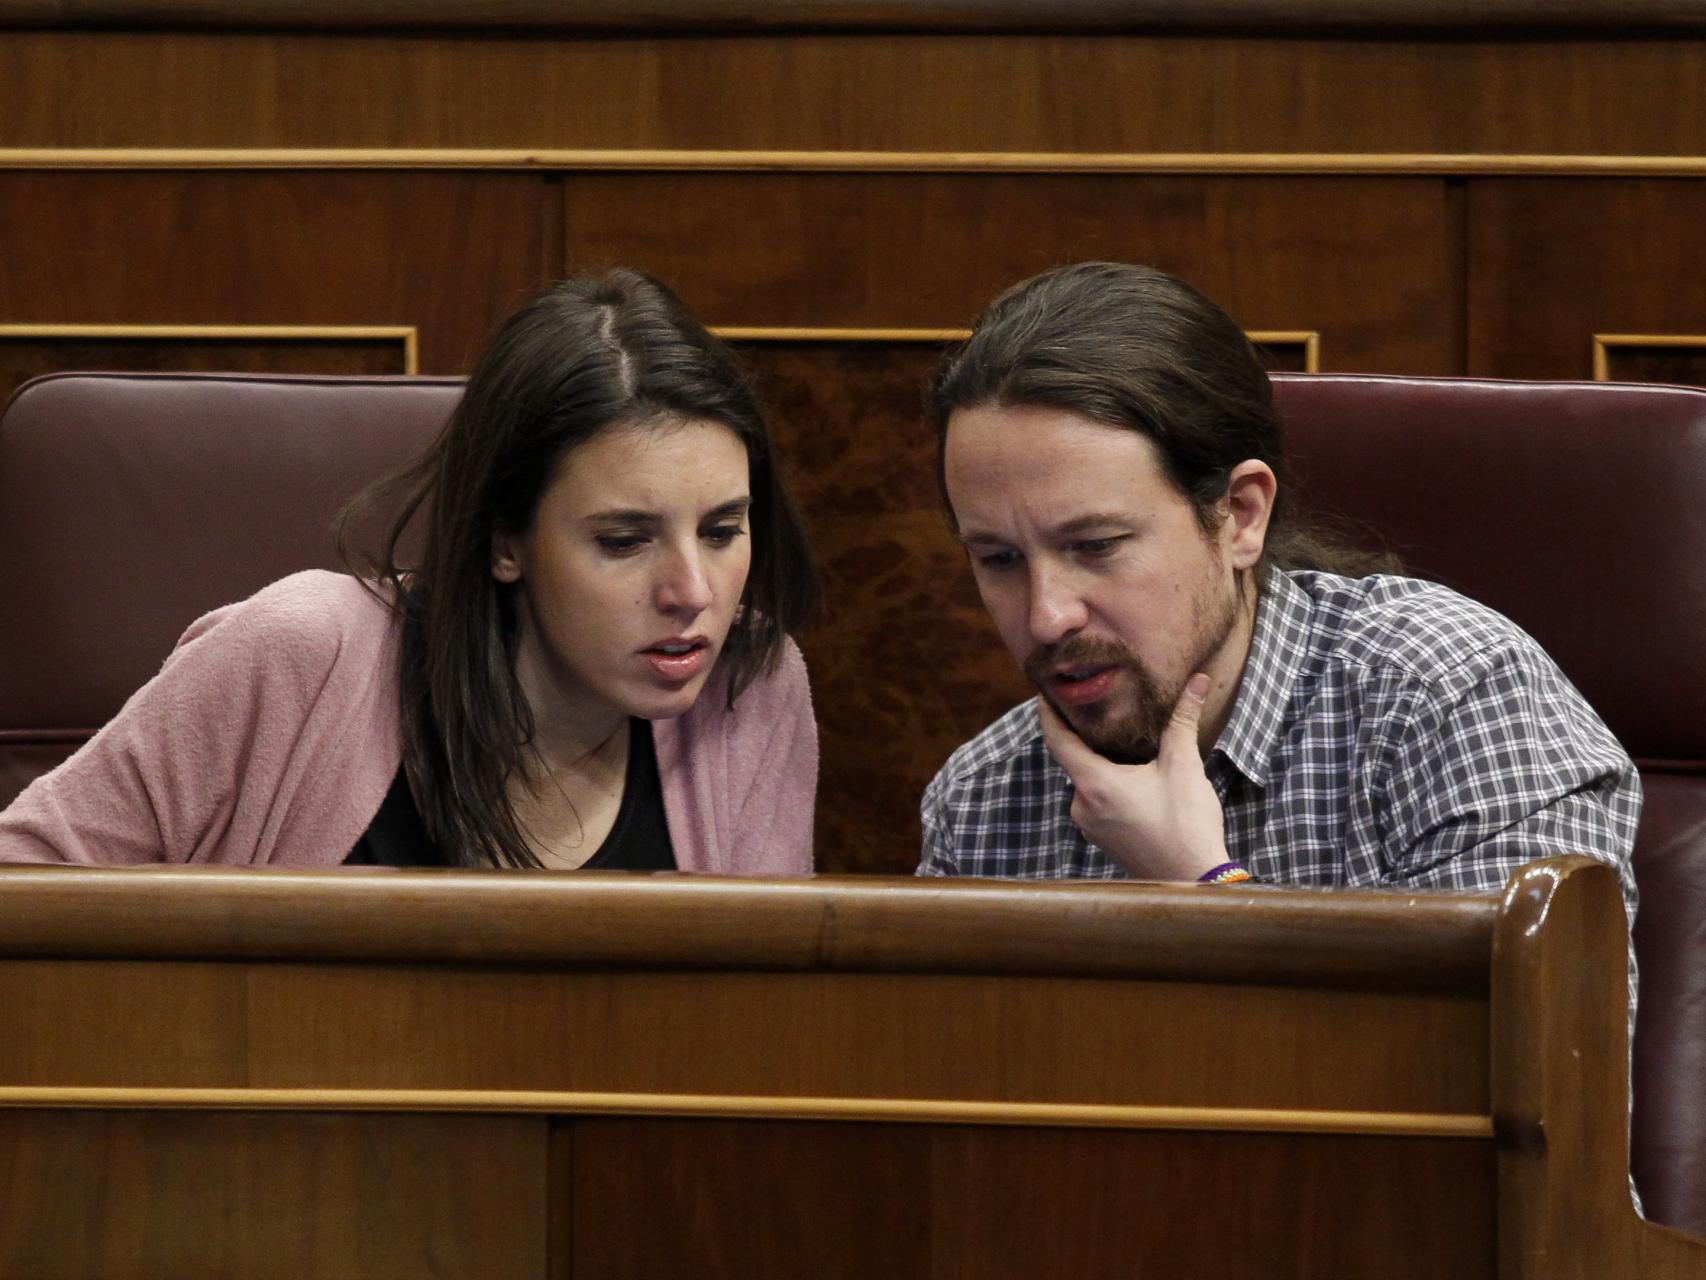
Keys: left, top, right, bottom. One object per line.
{"left": 1024, "top": 575, "right": 1241, "bottom": 765}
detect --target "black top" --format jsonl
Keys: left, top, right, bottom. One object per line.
{"left": 344, "top": 718, "right": 676, "bottom": 870}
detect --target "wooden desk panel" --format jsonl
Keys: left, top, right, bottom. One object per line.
{"left": 0, "top": 861, "right": 1694, "bottom": 1277}
{"left": 0, "top": 1110, "right": 547, "bottom": 1280}
{"left": 0, "top": 962, "right": 1488, "bottom": 1116}
{"left": 568, "top": 1118, "right": 1495, "bottom": 1280}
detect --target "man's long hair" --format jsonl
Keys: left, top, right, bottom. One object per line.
{"left": 932, "top": 261, "right": 1393, "bottom": 581}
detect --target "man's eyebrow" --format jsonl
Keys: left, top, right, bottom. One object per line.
{"left": 1051, "top": 513, "right": 1130, "bottom": 536}
{"left": 958, "top": 513, "right": 1131, "bottom": 545}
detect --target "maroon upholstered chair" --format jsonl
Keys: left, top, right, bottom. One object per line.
{"left": 0, "top": 372, "right": 464, "bottom": 807}
{"left": 4, "top": 368, "right": 1702, "bottom": 1230}
{"left": 1274, "top": 373, "right": 1706, "bottom": 1236}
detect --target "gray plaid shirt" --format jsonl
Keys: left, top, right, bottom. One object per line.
{"left": 920, "top": 570, "right": 1640, "bottom": 921}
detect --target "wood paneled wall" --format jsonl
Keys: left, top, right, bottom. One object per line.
{"left": 5, "top": 32, "right": 1706, "bottom": 154}
{"left": 3, "top": 26, "right": 1705, "bottom": 870}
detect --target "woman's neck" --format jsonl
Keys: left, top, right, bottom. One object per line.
{"left": 508, "top": 716, "right": 631, "bottom": 869}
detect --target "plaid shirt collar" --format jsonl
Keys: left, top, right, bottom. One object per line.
{"left": 1211, "top": 570, "right": 1315, "bottom": 790}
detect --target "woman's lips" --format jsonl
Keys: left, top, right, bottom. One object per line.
{"left": 644, "top": 642, "right": 708, "bottom": 683}
{"left": 1048, "top": 665, "right": 1118, "bottom": 707}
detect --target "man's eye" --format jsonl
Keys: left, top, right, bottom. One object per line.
{"left": 596, "top": 534, "right": 647, "bottom": 555}
{"left": 702, "top": 524, "right": 747, "bottom": 547}
{"left": 1074, "top": 537, "right": 1124, "bottom": 558}
{"left": 976, "top": 550, "right": 1019, "bottom": 570}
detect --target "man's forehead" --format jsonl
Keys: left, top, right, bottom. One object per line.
{"left": 945, "top": 403, "right": 1170, "bottom": 491}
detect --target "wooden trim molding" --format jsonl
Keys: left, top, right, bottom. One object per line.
{"left": 7, "top": 149, "right": 1706, "bottom": 177}
{"left": 717, "top": 327, "right": 1315, "bottom": 369}
{"left": 0, "top": 0, "right": 1703, "bottom": 33}
{"left": 1593, "top": 333, "right": 1706, "bottom": 382}
{"left": 0, "top": 323, "right": 420, "bottom": 373}
{"left": 0, "top": 1086, "right": 1494, "bottom": 1137}
{"left": 1255, "top": 330, "right": 1320, "bottom": 372}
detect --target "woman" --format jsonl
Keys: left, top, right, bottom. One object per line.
{"left": 0, "top": 271, "right": 821, "bottom": 872}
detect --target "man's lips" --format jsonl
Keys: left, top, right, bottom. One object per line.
{"left": 641, "top": 636, "right": 709, "bottom": 683}
{"left": 1047, "top": 663, "right": 1119, "bottom": 707}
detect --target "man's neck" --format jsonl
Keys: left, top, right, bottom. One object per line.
{"left": 1197, "top": 572, "right": 1261, "bottom": 754}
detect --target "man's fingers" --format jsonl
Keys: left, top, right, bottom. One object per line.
{"left": 1161, "top": 673, "right": 1211, "bottom": 755}
{"left": 1038, "top": 698, "right": 1094, "bottom": 781}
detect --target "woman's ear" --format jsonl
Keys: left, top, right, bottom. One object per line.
{"left": 491, "top": 531, "right": 524, "bottom": 584}
{"left": 1223, "top": 460, "right": 1277, "bottom": 571}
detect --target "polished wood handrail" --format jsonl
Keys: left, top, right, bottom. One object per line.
{"left": 0, "top": 866, "right": 1497, "bottom": 989}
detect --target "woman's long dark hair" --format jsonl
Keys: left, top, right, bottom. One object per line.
{"left": 339, "top": 270, "right": 820, "bottom": 868}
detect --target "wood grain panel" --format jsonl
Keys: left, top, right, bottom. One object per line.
{"left": 0, "top": 960, "right": 1490, "bottom": 1115}
{"left": 733, "top": 338, "right": 1027, "bottom": 872}
{"left": 566, "top": 1117, "right": 1494, "bottom": 1279}
{"left": 4, "top": 32, "right": 1706, "bottom": 156}
{"left": 567, "top": 172, "right": 1456, "bottom": 369}
{"left": 1468, "top": 179, "right": 1706, "bottom": 380}
{"left": 0, "top": 330, "right": 410, "bottom": 409}
{"left": 0, "top": 1109, "right": 547, "bottom": 1279}
{"left": 0, "top": 171, "right": 556, "bottom": 374}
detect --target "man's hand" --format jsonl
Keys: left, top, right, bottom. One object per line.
{"left": 1038, "top": 672, "right": 1230, "bottom": 881}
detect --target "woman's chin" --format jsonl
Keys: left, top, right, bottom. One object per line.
{"left": 623, "top": 678, "right": 710, "bottom": 722}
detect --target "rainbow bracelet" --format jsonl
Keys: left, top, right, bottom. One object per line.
{"left": 1198, "top": 861, "right": 1254, "bottom": 885}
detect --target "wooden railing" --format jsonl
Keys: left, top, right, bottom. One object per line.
{"left": 0, "top": 856, "right": 1692, "bottom": 1276}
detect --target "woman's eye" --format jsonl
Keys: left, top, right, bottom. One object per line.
{"left": 976, "top": 550, "right": 1019, "bottom": 571}
{"left": 702, "top": 524, "right": 747, "bottom": 547}
{"left": 596, "top": 534, "right": 647, "bottom": 555}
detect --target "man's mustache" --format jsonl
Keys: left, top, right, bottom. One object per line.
{"left": 1022, "top": 635, "right": 1137, "bottom": 684}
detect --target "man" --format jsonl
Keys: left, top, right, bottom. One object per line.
{"left": 918, "top": 261, "right": 1640, "bottom": 915}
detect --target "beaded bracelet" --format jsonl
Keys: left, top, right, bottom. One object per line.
{"left": 1197, "top": 860, "right": 1254, "bottom": 885}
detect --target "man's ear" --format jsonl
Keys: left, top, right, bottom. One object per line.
{"left": 1222, "top": 460, "right": 1277, "bottom": 571}
{"left": 491, "top": 530, "right": 524, "bottom": 584}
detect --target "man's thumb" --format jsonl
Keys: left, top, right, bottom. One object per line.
{"left": 1164, "top": 673, "right": 1211, "bottom": 747}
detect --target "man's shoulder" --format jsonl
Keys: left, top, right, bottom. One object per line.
{"left": 930, "top": 698, "right": 1047, "bottom": 794}
{"left": 1289, "top": 571, "right": 1542, "bottom": 687}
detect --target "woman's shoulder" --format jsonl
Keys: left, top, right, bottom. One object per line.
{"left": 720, "top": 635, "right": 812, "bottom": 727}
{"left": 173, "top": 570, "right": 398, "bottom": 679}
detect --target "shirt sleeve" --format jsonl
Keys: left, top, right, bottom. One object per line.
{"left": 1370, "top": 641, "right": 1641, "bottom": 920}
{"left": 917, "top": 767, "right": 959, "bottom": 876}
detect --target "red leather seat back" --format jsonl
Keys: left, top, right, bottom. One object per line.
{"left": 1275, "top": 373, "right": 1706, "bottom": 1234}
{"left": 0, "top": 372, "right": 464, "bottom": 804}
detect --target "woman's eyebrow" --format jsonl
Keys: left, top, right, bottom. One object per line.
{"left": 580, "top": 496, "right": 752, "bottom": 525}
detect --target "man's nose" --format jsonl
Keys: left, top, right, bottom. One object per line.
{"left": 1026, "top": 566, "right": 1087, "bottom": 647}
{"left": 656, "top": 545, "right": 714, "bottom": 616}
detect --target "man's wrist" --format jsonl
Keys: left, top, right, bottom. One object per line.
{"left": 1197, "top": 860, "right": 1254, "bottom": 885}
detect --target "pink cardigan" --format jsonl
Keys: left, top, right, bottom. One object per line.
{"left": 0, "top": 571, "right": 816, "bottom": 873}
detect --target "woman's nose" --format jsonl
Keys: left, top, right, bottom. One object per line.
{"left": 656, "top": 547, "right": 713, "bottom": 615}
